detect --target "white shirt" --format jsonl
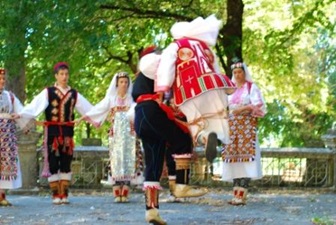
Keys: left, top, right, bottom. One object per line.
{"left": 19, "top": 85, "right": 92, "bottom": 119}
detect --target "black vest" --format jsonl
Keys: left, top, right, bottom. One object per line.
{"left": 45, "top": 87, "right": 77, "bottom": 136}
{"left": 132, "top": 72, "right": 155, "bottom": 102}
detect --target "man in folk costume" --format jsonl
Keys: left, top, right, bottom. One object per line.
{"left": 16, "top": 62, "right": 92, "bottom": 204}
{"left": 156, "top": 15, "right": 236, "bottom": 164}
{"left": 132, "top": 47, "right": 207, "bottom": 224}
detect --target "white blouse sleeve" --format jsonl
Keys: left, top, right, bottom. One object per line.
{"left": 84, "top": 97, "right": 110, "bottom": 127}
{"left": 126, "top": 97, "right": 136, "bottom": 122}
{"left": 156, "top": 43, "right": 179, "bottom": 92}
{"left": 75, "top": 93, "right": 93, "bottom": 116}
{"left": 19, "top": 88, "right": 49, "bottom": 118}
{"left": 250, "top": 83, "right": 267, "bottom": 114}
{"left": 12, "top": 94, "right": 32, "bottom": 130}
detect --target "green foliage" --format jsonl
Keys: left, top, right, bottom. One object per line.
{"left": 0, "top": 0, "right": 335, "bottom": 146}
{"left": 243, "top": 0, "right": 336, "bottom": 147}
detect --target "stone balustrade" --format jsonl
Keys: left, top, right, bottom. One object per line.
{"left": 15, "top": 123, "right": 336, "bottom": 190}
{"left": 36, "top": 146, "right": 335, "bottom": 189}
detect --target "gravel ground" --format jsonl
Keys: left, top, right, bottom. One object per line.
{"left": 0, "top": 188, "right": 335, "bottom": 225}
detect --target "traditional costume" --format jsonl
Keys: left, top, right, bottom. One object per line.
{"left": 83, "top": 72, "right": 143, "bottom": 203}
{"left": 0, "top": 68, "right": 28, "bottom": 206}
{"left": 156, "top": 14, "right": 236, "bottom": 163}
{"left": 221, "top": 62, "right": 266, "bottom": 205}
{"left": 132, "top": 47, "right": 207, "bottom": 225}
{"left": 19, "top": 62, "right": 92, "bottom": 204}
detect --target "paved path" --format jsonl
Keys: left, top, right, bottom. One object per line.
{"left": 1, "top": 188, "right": 335, "bottom": 225}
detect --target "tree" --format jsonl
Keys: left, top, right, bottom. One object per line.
{"left": 1, "top": 0, "right": 335, "bottom": 147}
{"left": 243, "top": 0, "right": 336, "bottom": 146}
{"left": 0, "top": 0, "right": 29, "bottom": 101}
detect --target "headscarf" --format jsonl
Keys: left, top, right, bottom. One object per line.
{"left": 230, "top": 62, "right": 253, "bottom": 84}
{"left": 105, "top": 72, "right": 133, "bottom": 99}
{"left": 84, "top": 72, "right": 134, "bottom": 127}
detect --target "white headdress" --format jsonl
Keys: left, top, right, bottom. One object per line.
{"left": 84, "top": 72, "right": 134, "bottom": 126}
{"left": 230, "top": 62, "right": 253, "bottom": 84}
{"left": 139, "top": 53, "right": 161, "bottom": 80}
{"left": 170, "top": 14, "right": 222, "bottom": 46}
{"left": 105, "top": 72, "right": 133, "bottom": 98}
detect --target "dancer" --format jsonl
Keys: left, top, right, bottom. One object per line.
{"left": 156, "top": 14, "right": 236, "bottom": 164}
{"left": 221, "top": 61, "right": 266, "bottom": 205}
{"left": 16, "top": 62, "right": 92, "bottom": 204}
{"left": 132, "top": 46, "right": 207, "bottom": 224}
{"left": 81, "top": 71, "right": 143, "bottom": 203}
{"left": 0, "top": 68, "right": 29, "bottom": 206}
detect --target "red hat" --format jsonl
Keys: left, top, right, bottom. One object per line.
{"left": 53, "top": 62, "right": 69, "bottom": 72}
{"left": 0, "top": 68, "right": 6, "bottom": 75}
{"left": 139, "top": 45, "right": 157, "bottom": 59}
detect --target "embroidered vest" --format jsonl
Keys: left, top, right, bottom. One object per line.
{"left": 45, "top": 87, "right": 77, "bottom": 136}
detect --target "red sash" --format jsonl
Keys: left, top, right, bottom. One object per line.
{"left": 137, "top": 94, "right": 189, "bottom": 133}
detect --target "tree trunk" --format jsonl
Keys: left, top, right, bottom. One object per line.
{"left": 6, "top": 61, "right": 26, "bottom": 103}
{"left": 3, "top": 1, "right": 28, "bottom": 102}
{"left": 218, "top": 0, "right": 244, "bottom": 78}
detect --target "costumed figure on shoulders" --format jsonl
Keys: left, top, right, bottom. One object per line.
{"left": 156, "top": 14, "right": 236, "bottom": 164}
{"left": 132, "top": 46, "right": 207, "bottom": 225}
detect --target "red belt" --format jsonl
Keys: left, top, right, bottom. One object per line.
{"left": 136, "top": 94, "right": 189, "bottom": 133}
{"left": 136, "top": 94, "right": 160, "bottom": 103}
{"left": 42, "top": 121, "right": 75, "bottom": 126}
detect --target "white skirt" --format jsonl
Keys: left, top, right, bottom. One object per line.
{"left": 221, "top": 143, "right": 262, "bottom": 182}
{"left": 0, "top": 159, "right": 22, "bottom": 189}
{"left": 179, "top": 90, "right": 230, "bottom": 144}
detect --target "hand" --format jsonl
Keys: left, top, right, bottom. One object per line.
{"left": 251, "top": 104, "right": 265, "bottom": 117}
{"left": 11, "top": 113, "right": 21, "bottom": 119}
{"left": 35, "top": 121, "right": 45, "bottom": 126}
{"left": 74, "top": 117, "right": 84, "bottom": 124}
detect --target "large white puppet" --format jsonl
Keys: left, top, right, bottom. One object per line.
{"left": 156, "top": 14, "right": 236, "bottom": 163}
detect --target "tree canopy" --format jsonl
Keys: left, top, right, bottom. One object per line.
{"left": 0, "top": 0, "right": 335, "bottom": 147}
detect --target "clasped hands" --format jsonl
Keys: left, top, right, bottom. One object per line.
{"left": 232, "top": 104, "right": 264, "bottom": 118}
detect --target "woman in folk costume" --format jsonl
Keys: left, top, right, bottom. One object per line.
{"left": 132, "top": 47, "right": 207, "bottom": 225}
{"left": 82, "top": 72, "right": 143, "bottom": 203}
{"left": 0, "top": 68, "right": 29, "bottom": 206}
{"left": 156, "top": 14, "right": 236, "bottom": 164}
{"left": 221, "top": 62, "right": 266, "bottom": 205}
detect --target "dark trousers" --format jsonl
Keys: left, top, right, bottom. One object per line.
{"left": 134, "top": 101, "right": 192, "bottom": 182}
{"left": 165, "top": 145, "right": 176, "bottom": 176}
{"left": 47, "top": 135, "right": 73, "bottom": 175}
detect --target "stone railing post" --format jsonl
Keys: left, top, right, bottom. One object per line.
{"left": 321, "top": 122, "right": 336, "bottom": 190}
{"left": 16, "top": 130, "right": 42, "bottom": 190}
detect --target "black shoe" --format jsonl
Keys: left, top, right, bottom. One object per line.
{"left": 205, "top": 132, "right": 218, "bottom": 163}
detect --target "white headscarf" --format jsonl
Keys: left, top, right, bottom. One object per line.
{"left": 170, "top": 14, "right": 222, "bottom": 46}
{"left": 105, "top": 72, "right": 133, "bottom": 99}
{"left": 84, "top": 72, "right": 134, "bottom": 126}
{"left": 231, "top": 62, "right": 253, "bottom": 84}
